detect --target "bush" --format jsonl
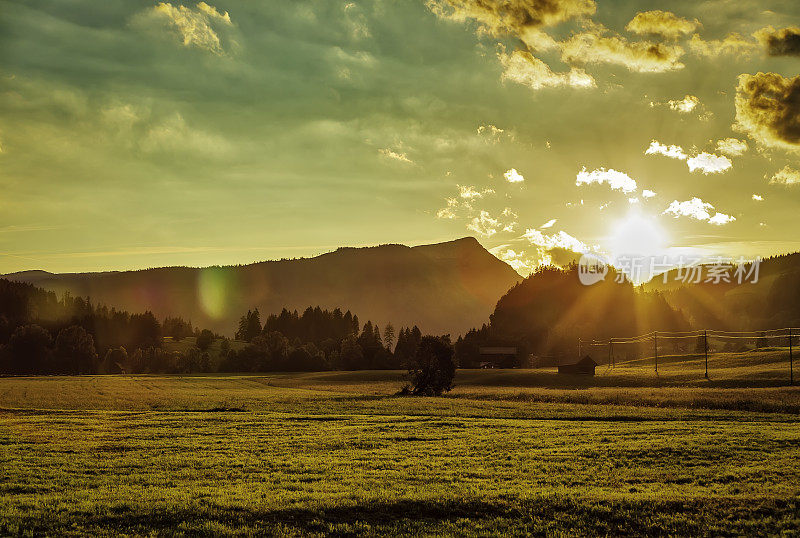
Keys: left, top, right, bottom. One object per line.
{"left": 403, "top": 335, "right": 455, "bottom": 396}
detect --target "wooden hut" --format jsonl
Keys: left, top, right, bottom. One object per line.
{"left": 557, "top": 355, "right": 598, "bottom": 376}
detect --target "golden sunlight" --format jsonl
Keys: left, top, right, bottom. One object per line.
{"left": 607, "top": 210, "right": 670, "bottom": 259}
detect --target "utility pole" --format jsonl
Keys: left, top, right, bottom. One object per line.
{"left": 704, "top": 330, "right": 709, "bottom": 379}
{"left": 790, "top": 328, "right": 794, "bottom": 386}
{"left": 609, "top": 338, "right": 613, "bottom": 368}
{"left": 653, "top": 332, "right": 658, "bottom": 373}
{"left": 578, "top": 337, "right": 581, "bottom": 358}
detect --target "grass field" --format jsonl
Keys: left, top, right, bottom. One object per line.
{"left": 2, "top": 354, "right": 800, "bottom": 535}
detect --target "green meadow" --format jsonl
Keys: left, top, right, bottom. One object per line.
{"left": 2, "top": 355, "right": 800, "bottom": 536}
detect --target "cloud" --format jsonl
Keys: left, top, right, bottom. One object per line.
{"left": 540, "top": 218, "right": 557, "bottom": 229}
{"left": 503, "top": 168, "right": 525, "bottom": 183}
{"left": 625, "top": 11, "right": 700, "bottom": 40}
{"left": 496, "top": 248, "right": 535, "bottom": 276}
{"left": 379, "top": 148, "right": 413, "bottom": 163}
{"left": 136, "top": 2, "right": 233, "bottom": 55}
{"left": 642, "top": 189, "right": 656, "bottom": 198}
{"left": 752, "top": 194, "right": 763, "bottom": 201}
{"left": 140, "top": 112, "right": 234, "bottom": 157}
{"left": 668, "top": 94, "right": 699, "bottom": 113}
{"left": 477, "top": 124, "right": 515, "bottom": 143}
{"left": 522, "top": 228, "right": 589, "bottom": 266}
{"left": 458, "top": 184, "right": 495, "bottom": 199}
{"left": 427, "top": 0, "right": 597, "bottom": 39}
{"left": 686, "top": 152, "right": 732, "bottom": 175}
{"left": 561, "top": 27, "right": 685, "bottom": 73}
{"left": 688, "top": 33, "right": 757, "bottom": 59}
{"left": 734, "top": 72, "right": 800, "bottom": 150}
{"left": 645, "top": 140, "right": 687, "bottom": 160}
{"left": 499, "top": 50, "right": 595, "bottom": 91}
{"left": 663, "top": 197, "right": 735, "bottom": 225}
{"left": 754, "top": 26, "right": 800, "bottom": 57}
{"left": 769, "top": 165, "right": 800, "bottom": 186}
{"left": 715, "top": 138, "right": 749, "bottom": 156}
{"left": 467, "top": 210, "right": 501, "bottom": 237}
{"left": 576, "top": 167, "right": 637, "bottom": 193}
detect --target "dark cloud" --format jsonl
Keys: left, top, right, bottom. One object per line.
{"left": 735, "top": 72, "right": 800, "bottom": 149}
{"left": 427, "top": 0, "right": 596, "bottom": 36}
{"left": 754, "top": 26, "right": 800, "bottom": 57}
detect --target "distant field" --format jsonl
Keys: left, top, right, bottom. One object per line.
{"left": 2, "top": 357, "right": 800, "bottom": 535}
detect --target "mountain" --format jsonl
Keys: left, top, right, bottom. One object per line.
{"left": 641, "top": 252, "right": 800, "bottom": 330}
{"left": 2, "top": 237, "right": 521, "bottom": 337}
{"left": 455, "top": 264, "right": 689, "bottom": 367}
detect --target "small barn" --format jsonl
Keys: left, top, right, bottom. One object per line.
{"left": 557, "top": 355, "right": 598, "bottom": 376}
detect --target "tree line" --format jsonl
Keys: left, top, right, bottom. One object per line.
{"left": 222, "top": 307, "right": 424, "bottom": 372}
{"left": 0, "top": 278, "right": 438, "bottom": 375}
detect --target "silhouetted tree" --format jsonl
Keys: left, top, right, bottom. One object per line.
{"left": 383, "top": 323, "right": 395, "bottom": 352}
{"left": 54, "top": 325, "right": 97, "bottom": 374}
{"left": 236, "top": 309, "right": 262, "bottom": 342}
{"left": 3, "top": 324, "right": 53, "bottom": 375}
{"left": 196, "top": 329, "right": 214, "bottom": 351}
{"left": 403, "top": 335, "right": 455, "bottom": 396}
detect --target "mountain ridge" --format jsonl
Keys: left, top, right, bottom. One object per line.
{"left": 2, "top": 237, "right": 521, "bottom": 337}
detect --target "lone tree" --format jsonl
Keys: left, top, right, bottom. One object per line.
{"left": 196, "top": 329, "right": 214, "bottom": 351}
{"left": 403, "top": 335, "right": 456, "bottom": 396}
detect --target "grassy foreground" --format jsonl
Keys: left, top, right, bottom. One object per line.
{"left": 1, "top": 364, "right": 800, "bottom": 535}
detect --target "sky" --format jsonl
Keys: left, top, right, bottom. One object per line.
{"left": 1, "top": 0, "right": 800, "bottom": 276}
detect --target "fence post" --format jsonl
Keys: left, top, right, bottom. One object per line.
{"left": 704, "top": 330, "right": 709, "bottom": 379}
{"left": 654, "top": 331, "right": 658, "bottom": 374}
{"left": 578, "top": 337, "right": 581, "bottom": 358}
{"left": 790, "top": 328, "right": 794, "bottom": 386}
{"left": 609, "top": 339, "right": 613, "bottom": 368}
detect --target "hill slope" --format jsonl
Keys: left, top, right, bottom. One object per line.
{"left": 2, "top": 237, "right": 520, "bottom": 336}
{"left": 641, "top": 252, "right": 800, "bottom": 329}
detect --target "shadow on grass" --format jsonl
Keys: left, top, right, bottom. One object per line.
{"left": 7, "top": 496, "right": 798, "bottom": 536}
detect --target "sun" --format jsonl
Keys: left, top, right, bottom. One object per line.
{"left": 608, "top": 210, "right": 670, "bottom": 259}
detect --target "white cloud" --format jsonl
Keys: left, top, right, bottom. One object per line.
{"left": 540, "top": 218, "right": 557, "bottom": 229}
{"left": 467, "top": 210, "right": 500, "bottom": 237}
{"left": 458, "top": 184, "right": 495, "bottom": 199}
{"left": 686, "top": 152, "right": 732, "bottom": 174}
{"left": 503, "top": 168, "right": 525, "bottom": 183}
{"left": 561, "top": 29, "right": 685, "bottom": 73}
{"left": 752, "top": 194, "right": 764, "bottom": 201}
{"left": 628, "top": 197, "right": 640, "bottom": 204}
{"left": 668, "top": 94, "right": 700, "bottom": 113}
{"left": 499, "top": 50, "right": 596, "bottom": 91}
{"left": 576, "top": 167, "right": 637, "bottom": 193}
{"left": 688, "top": 33, "right": 758, "bottom": 58}
{"left": 522, "top": 228, "right": 590, "bottom": 266}
{"left": 663, "top": 197, "right": 735, "bottom": 225}
{"left": 715, "top": 138, "right": 749, "bottom": 156}
{"left": 645, "top": 140, "right": 687, "bottom": 160}
{"left": 642, "top": 189, "right": 657, "bottom": 198}
{"left": 496, "top": 248, "right": 535, "bottom": 276}
{"left": 379, "top": 148, "right": 413, "bottom": 163}
{"left": 769, "top": 165, "right": 800, "bottom": 186}
{"left": 436, "top": 207, "right": 457, "bottom": 219}
{"left": 708, "top": 213, "right": 736, "bottom": 225}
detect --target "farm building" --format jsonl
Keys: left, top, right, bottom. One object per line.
{"left": 557, "top": 355, "right": 598, "bottom": 376}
